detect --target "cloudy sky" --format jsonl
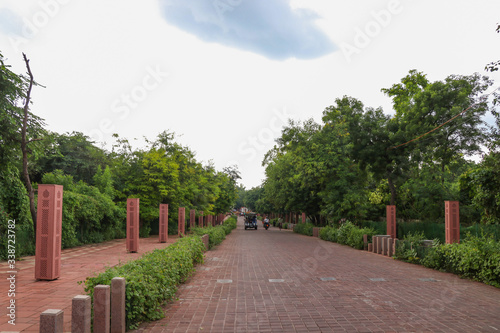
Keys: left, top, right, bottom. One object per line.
{"left": 0, "top": 0, "right": 499, "bottom": 188}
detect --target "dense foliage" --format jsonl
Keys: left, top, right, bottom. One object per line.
{"left": 247, "top": 70, "right": 500, "bottom": 227}
{"left": 319, "top": 221, "right": 376, "bottom": 250}
{"left": 81, "top": 236, "right": 205, "bottom": 330}
{"left": 422, "top": 234, "right": 500, "bottom": 288}
{"left": 0, "top": 54, "right": 240, "bottom": 259}
{"left": 191, "top": 215, "right": 237, "bottom": 249}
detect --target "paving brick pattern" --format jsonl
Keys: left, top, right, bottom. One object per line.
{"left": 0, "top": 236, "right": 179, "bottom": 332}
{"left": 135, "top": 217, "right": 500, "bottom": 333}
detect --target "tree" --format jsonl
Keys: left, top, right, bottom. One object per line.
{"left": 485, "top": 23, "right": 499, "bottom": 72}
{"left": 0, "top": 52, "right": 46, "bottom": 239}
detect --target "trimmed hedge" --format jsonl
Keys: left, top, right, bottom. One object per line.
{"left": 81, "top": 236, "right": 205, "bottom": 330}
{"left": 421, "top": 234, "right": 500, "bottom": 288}
{"left": 319, "top": 221, "right": 376, "bottom": 250}
{"left": 293, "top": 223, "right": 314, "bottom": 236}
{"left": 191, "top": 215, "right": 237, "bottom": 249}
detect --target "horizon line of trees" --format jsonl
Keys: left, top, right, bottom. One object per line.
{"left": 0, "top": 52, "right": 240, "bottom": 258}
{"left": 239, "top": 70, "right": 500, "bottom": 226}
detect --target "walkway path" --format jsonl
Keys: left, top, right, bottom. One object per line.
{"left": 135, "top": 217, "right": 500, "bottom": 333}
{"left": 0, "top": 236, "right": 180, "bottom": 332}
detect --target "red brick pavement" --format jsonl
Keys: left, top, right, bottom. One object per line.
{"left": 134, "top": 217, "right": 500, "bottom": 333}
{"left": 0, "top": 236, "right": 180, "bottom": 332}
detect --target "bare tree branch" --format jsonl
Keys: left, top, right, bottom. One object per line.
{"left": 21, "top": 53, "right": 38, "bottom": 238}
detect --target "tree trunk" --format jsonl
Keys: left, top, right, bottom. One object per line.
{"left": 387, "top": 173, "right": 397, "bottom": 206}
{"left": 21, "top": 53, "right": 37, "bottom": 238}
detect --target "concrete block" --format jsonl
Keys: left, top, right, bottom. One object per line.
{"left": 94, "top": 285, "right": 110, "bottom": 333}
{"left": 40, "top": 309, "right": 63, "bottom": 333}
{"left": 72, "top": 295, "right": 91, "bottom": 333}
{"left": 111, "top": 278, "right": 126, "bottom": 333}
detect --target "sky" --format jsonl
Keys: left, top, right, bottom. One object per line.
{"left": 0, "top": 0, "right": 499, "bottom": 189}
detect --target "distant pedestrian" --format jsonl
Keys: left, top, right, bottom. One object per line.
{"left": 278, "top": 221, "right": 282, "bottom": 231}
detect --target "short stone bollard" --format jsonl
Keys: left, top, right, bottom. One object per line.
{"left": 94, "top": 285, "right": 110, "bottom": 333}
{"left": 312, "top": 227, "right": 321, "bottom": 237}
{"left": 388, "top": 238, "right": 395, "bottom": 257}
{"left": 111, "top": 277, "right": 126, "bottom": 333}
{"left": 72, "top": 295, "right": 91, "bottom": 333}
{"left": 374, "top": 235, "right": 390, "bottom": 254}
{"left": 368, "top": 243, "right": 373, "bottom": 252}
{"left": 40, "top": 309, "right": 64, "bottom": 333}
{"left": 363, "top": 234, "right": 368, "bottom": 251}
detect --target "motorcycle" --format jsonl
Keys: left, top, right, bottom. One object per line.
{"left": 264, "top": 221, "right": 270, "bottom": 230}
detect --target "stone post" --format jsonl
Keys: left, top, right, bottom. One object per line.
{"left": 301, "top": 212, "right": 306, "bottom": 224}
{"left": 178, "top": 207, "right": 185, "bottom": 236}
{"left": 126, "top": 198, "right": 139, "bottom": 253}
{"left": 445, "top": 201, "right": 460, "bottom": 244}
{"left": 386, "top": 205, "right": 397, "bottom": 239}
{"left": 72, "top": 295, "right": 91, "bottom": 333}
{"left": 40, "top": 309, "right": 64, "bottom": 333}
{"left": 111, "top": 277, "right": 126, "bottom": 333}
{"left": 94, "top": 285, "right": 110, "bottom": 333}
{"left": 190, "top": 209, "right": 196, "bottom": 230}
{"left": 35, "top": 184, "right": 63, "bottom": 280}
{"left": 159, "top": 204, "right": 168, "bottom": 243}
{"left": 198, "top": 211, "right": 203, "bottom": 227}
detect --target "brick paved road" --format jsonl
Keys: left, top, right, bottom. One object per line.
{"left": 136, "top": 217, "right": 500, "bottom": 333}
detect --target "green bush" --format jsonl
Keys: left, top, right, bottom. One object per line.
{"left": 283, "top": 223, "right": 289, "bottom": 229}
{"left": 221, "top": 216, "right": 237, "bottom": 235}
{"left": 319, "top": 222, "right": 375, "bottom": 250}
{"left": 81, "top": 236, "right": 205, "bottom": 330}
{"left": 421, "top": 234, "right": 500, "bottom": 288}
{"left": 191, "top": 217, "right": 236, "bottom": 249}
{"left": 394, "top": 231, "right": 426, "bottom": 263}
{"left": 319, "top": 226, "right": 337, "bottom": 242}
{"left": 336, "top": 222, "right": 356, "bottom": 245}
{"left": 43, "top": 171, "right": 126, "bottom": 248}
{"left": 293, "top": 223, "right": 314, "bottom": 236}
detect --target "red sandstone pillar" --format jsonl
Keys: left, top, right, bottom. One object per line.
{"left": 178, "top": 207, "right": 185, "bottom": 235}
{"left": 126, "top": 199, "right": 139, "bottom": 253}
{"left": 445, "top": 201, "right": 460, "bottom": 244}
{"left": 35, "top": 184, "right": 63, "bottom": 281}
{"left": 386, "top": 205, "right": 396, "bottom": 239}
{"left": 302, "top": 212, "right": 306, "bottom": 223}
{"left": 159, "top": 204, "right": 168, "bottom": 243}
{"left": 198, "top": 211, "right": 203, "bottom": 227}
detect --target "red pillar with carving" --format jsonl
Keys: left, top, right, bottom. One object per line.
{"left": 198, "top": 211, "right": 203, "bottom": 227}
{"left": 445, "top": 201, "right": 460, "bottom": 244}
{"left": 386, "top": 205, "right": 396, "bottom": 239}
{"left": 159, "top": 204, "right": 168, "bottom": 243}
{"left": 35, "top": 184, "right": 63, "bottom": 280}
{"left": 178, "top": 207, "right": 185, "bottom": 236}
{"left": 126, "top": 198, "right": 139, "bottom": 253}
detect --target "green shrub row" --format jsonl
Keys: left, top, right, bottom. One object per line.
{"left": 319, "top": 221, "right": 376, "bottom": 250}
{"left": 191, "top": 216, "right": 237, "bottom": 249}
{"left": 421, "top": 234, "right": 500, "bottom": 288}
{"left": 293, "top": 223, "right": 314, "bottom": 236}
{"left": 81, "top": 236, "right": 205, "bottom": 330}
